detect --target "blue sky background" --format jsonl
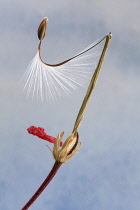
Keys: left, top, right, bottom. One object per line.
{"left": 0, "top": 0, "right": 140, "bottom": 209}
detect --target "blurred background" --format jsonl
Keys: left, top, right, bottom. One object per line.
{"left": 0, "top": 0, "right": 140, "bottom": 209}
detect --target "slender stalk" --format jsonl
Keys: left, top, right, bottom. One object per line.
{"left": 73, "top": 33, "right": 112, "bottom": 133}
{"left": 21, "top": 32, "right": 112, "bottom": 210}
{"left": 38, "top": 35, "right": 107, "bottom": 67}
{"left": 21, "top": 161, "right": 62, "bottom": 210}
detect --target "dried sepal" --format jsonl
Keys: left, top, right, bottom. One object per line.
{"left": 52, "top": 131, "right": 81, "bottom": 163}
{"left": 64, "top": 142, "right": 81, "bottom": 162}
{"left": 53, "top": 132, "right": 65, "bottom": 158}
{"left": 38, "top": 17, "right": 48, "bottom": 41}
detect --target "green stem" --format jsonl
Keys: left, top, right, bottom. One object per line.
{"left": 73, "top": 33, "right": 112, "bottom": 133}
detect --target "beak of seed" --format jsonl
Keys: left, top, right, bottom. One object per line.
{"left": 53, "top": 131, "right": 81, "bottom": 163}
{"left": 38, "top": 17, "right": 48, "bottom": 41}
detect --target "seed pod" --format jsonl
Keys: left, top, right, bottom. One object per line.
{"left": 53, "top": 131, "right": 81, "bottom": 163}
{"left": 38, "top": 17, "right": 48, "bottom": 41}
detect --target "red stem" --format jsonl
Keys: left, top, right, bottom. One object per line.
{"left": 21, "top": 161, "right": 62, "bottom": 210}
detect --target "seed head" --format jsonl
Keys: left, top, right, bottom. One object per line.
{"left": 38, "top": 17, "right": 48, "bottom": 41}
{"left": 53, "top": 131, "right": 81, "bottom": 163}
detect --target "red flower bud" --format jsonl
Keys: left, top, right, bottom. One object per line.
{"left": 27, "top": 126, "right": 63, "bottom": 146}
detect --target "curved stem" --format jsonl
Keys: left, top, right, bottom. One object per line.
{"left": 21, "top": 161, "right": 62, "bottom": 210}
{"left": 21, "top": 32, "right": 112, "bottom": 209}
{"left": 38, "top": 35, "right": 107, "bottom": 67}
{"left": 73, "top": 33, "right": 112, "bottom": 133}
